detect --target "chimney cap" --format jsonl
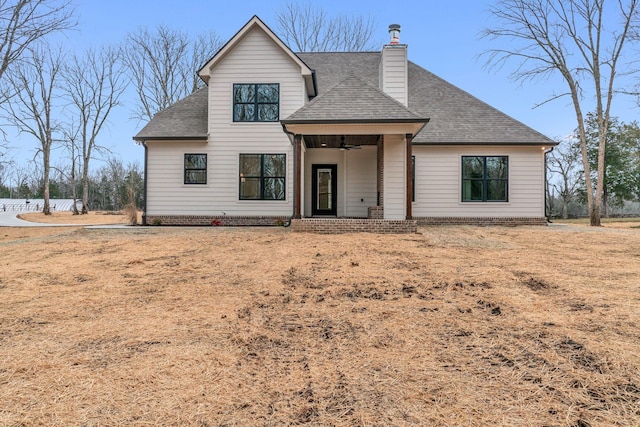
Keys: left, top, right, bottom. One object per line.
{"left": 388, "top": 24, "right": 401, "bottom": 44}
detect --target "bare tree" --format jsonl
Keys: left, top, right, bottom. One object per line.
{"left": 0, "top": 0, "right": 73, "bottom": 157}
{"left": 60, "top": 120, "right": 80, "bottom": 214}
{"left": 482, "top": 0, "right": 639, "bottom": 226}
{"left": 3, "top": 44, "right": 63, "bottom": 214}
{"left": 122, "top": 25, "right": 222, "bottom": 122}
{"left": 0, "top": 0, "right": 74, "bottom": 89}
{"left": 548, "top": 139, "right": 582, "bottom": 218}
{"left": 64, "top": 46, "right": 127, "bottom": 214}
{"left": 275, "top": 2, "right": 377, "bottom": 52}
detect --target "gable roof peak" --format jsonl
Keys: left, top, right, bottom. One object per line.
{"left": 197, "top": 15, "right": 315, "bottom": 96}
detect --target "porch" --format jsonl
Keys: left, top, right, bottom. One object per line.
{"left": 280, "top": 73, "right": 429, "bottom": 229}
{"left": 290, "top": 218, "right": 417, "bottom": 234}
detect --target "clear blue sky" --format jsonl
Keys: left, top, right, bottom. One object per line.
{"left": 6, "top": 0, "right": 639, "bottom": 169}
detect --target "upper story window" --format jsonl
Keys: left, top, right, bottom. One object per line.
{"left": 462, "top": 156, "right": 508, "bottom": 202}
{"left": 233, "top": 83, "right": 279, "bottom": 122}
{"left": 184, "top": 154, "right": 207, "bottom": 184}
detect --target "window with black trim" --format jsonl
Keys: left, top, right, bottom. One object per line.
{"left": 233, "top": 84, "right": 279, "bottom": 122}
{"left": 184, "top": 154, "right": 207, "bottom": 184}
{"left": 239, "top": 154, "right": 286, "bottom": 200}
{"left": 462, "top": 156, "right": 508, "bottom": 202}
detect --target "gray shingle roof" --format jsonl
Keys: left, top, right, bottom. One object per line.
{"left": 133, "top": 51, "right": 554, "bottom": 145}
{"left": 133, "top": 87, "right": 208, "bottom": 141}
{"left": 297, "top": 52, "right": 554, "bottom": 144}
{"left": 283, "top": 74, "right": 428, "bottom": 123}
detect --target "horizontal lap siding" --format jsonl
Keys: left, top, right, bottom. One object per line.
{"left": 207, "top": 27, "right": 304, "bottom": 216}
{"left": 413, "top": 146, "right": 545, "bottom": 217}
{"left": 381, "top": 46, "right": 408, "bottom": 106}
{"left": 383, "top": 135, "right": 406, "bottom": 219}
{"left": 146, "top": 141, "right": 212, "bottom": 215}
{"left": 146, "top": 27, "right": 306, "bottom": 217}
{"left": 345, "top": 147, "right": 377, "bottom": 217}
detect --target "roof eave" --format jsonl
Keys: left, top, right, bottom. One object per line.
{"left": 132, "top": 136, "right": 208, "bottom": 142}
{"left": 281, "top": 118, "right": 430, "bottom": 125}
{"left": 281, "top": 118, "right": 429, "bottom": 137}
{"left": 414, "top": 140, "right": 559, "bottom": 146}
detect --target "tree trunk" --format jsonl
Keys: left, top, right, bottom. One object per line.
{"left": 561, "top": 198, "right": 569, "bottom": 219}
{"left": 81, "top": 157, "right": 90, "bottom": 214}
{"left": 575, "top": 108, "right": 597, "bottom": 226}
{"left": 71, "top": 158, "right": 79, "bottom": 215}
{"left": 42, "top": 133, "right": 51, "bottom": 215}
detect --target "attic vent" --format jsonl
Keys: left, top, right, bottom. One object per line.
{"left": 388, "top": 24, "right": 401, "bottom": 44}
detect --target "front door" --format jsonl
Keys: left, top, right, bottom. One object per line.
{"left": 312, "top": 164, "right": 337, "bottom": 216}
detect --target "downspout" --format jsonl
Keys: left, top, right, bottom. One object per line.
{"left": 141, "top": 140, "right": 148, "bottom": 226}
{"left": 281, "top": 124, "right": 296, "bottom": 226}
{"left": 543, "top": 147, "right": 554, "bottom": 223}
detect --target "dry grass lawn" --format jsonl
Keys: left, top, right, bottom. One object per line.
{"left": 0, "top": 221, "right": 639, "bottom": 426}
{"left": 17, "top": 211, "right": 132, "bottom": 225}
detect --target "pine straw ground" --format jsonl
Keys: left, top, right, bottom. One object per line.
{"left": 0, "top": 221, "right": 639, "bottom": 426}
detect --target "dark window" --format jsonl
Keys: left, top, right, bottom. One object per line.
{"left": 233, "top": 84, "right": 279, "bottom": 122}
{"left": 184, "top": 154, "right": 207, "bottom": 184}
{"left": 462, "top": 156, "right": 508, "bottom": 202}
{"left": 239, "top": 154, "right": 286, "bottom": 200}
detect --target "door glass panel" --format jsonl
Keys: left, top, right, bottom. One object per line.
{"left": 317, "top": 169, "right": 332, "bottom": 210}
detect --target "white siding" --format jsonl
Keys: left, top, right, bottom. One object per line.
{"left": 146, "top": 140, "right": 211, "bottom": 215}
{"left": 304, "top": 147, "right": 377, "bottom": 217}
{"left": 345, "top": 147, "right": 377, "bottom": 217}
{"left": 380, "top": 45, "right": 408, "bottom": 106}
{"left": 412, "top": 146, "right": 546, "bottom": 217}
{"left": 148, "top": 26, "right": 307, "bottom": 217}
{"left": 383, "top": 135, "right": 406, "bottom": 219}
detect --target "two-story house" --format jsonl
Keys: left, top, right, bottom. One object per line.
{"left": 133, "top": 16, "right": 556, "bottom": 233}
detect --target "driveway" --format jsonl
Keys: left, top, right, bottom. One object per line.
{"left": 0, "top": 210, "right": 82, "bottom": 227}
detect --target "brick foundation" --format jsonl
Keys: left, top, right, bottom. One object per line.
{"left": 415, "top": 217, "right": 548, "bottom": 226}
{"left": 291, "top": 218, "right": 417, "bottom": 234}
{"left": 144, "top": 215, "right": 289, "bottom": 226}
{"left": 367, "top": 206, "right": 384, "bottom": 219}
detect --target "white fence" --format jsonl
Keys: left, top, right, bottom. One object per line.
{"left": 0, "top": 199, "right": 80, "bottom": 212}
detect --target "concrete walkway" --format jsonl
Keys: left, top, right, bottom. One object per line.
{"left": 0, "top": 210, "right": 86, "bottom": 227}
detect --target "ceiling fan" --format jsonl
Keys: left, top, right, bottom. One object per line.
{"left": 339, "top": 135, "right": 361, "bottom": 150}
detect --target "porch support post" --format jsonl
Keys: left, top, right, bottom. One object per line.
{"left": 294, "top": 134, "right": 302, "bottom": 219}
{"left": 405, "top": 133, "right": 413, "bottom": 220}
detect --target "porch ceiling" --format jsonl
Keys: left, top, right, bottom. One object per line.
{"left": 304, "top": 134, "right": 379, "bottom": 149}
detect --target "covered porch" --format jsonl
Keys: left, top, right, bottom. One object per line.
{"left": 282, "top": 126, "right": 424, "bottom": 234}
{"left": 280, "top": 74, "right": 429, "bottom": 233}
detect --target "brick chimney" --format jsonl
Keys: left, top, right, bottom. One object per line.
{"left": 380, "top": 24, "right": 408, "bottom": 106}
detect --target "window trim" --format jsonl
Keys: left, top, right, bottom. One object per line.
{"left": 184, "top": 153, "right": 207, "bottom": 185}
{"left": 233, "top": 83, "right": 280, "bottom": 122}
{"left": 461, "top": 156, "right": 509, "bottom": 202}
{"left": 239, "top": 153, "right": 287, "bottom": 200}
